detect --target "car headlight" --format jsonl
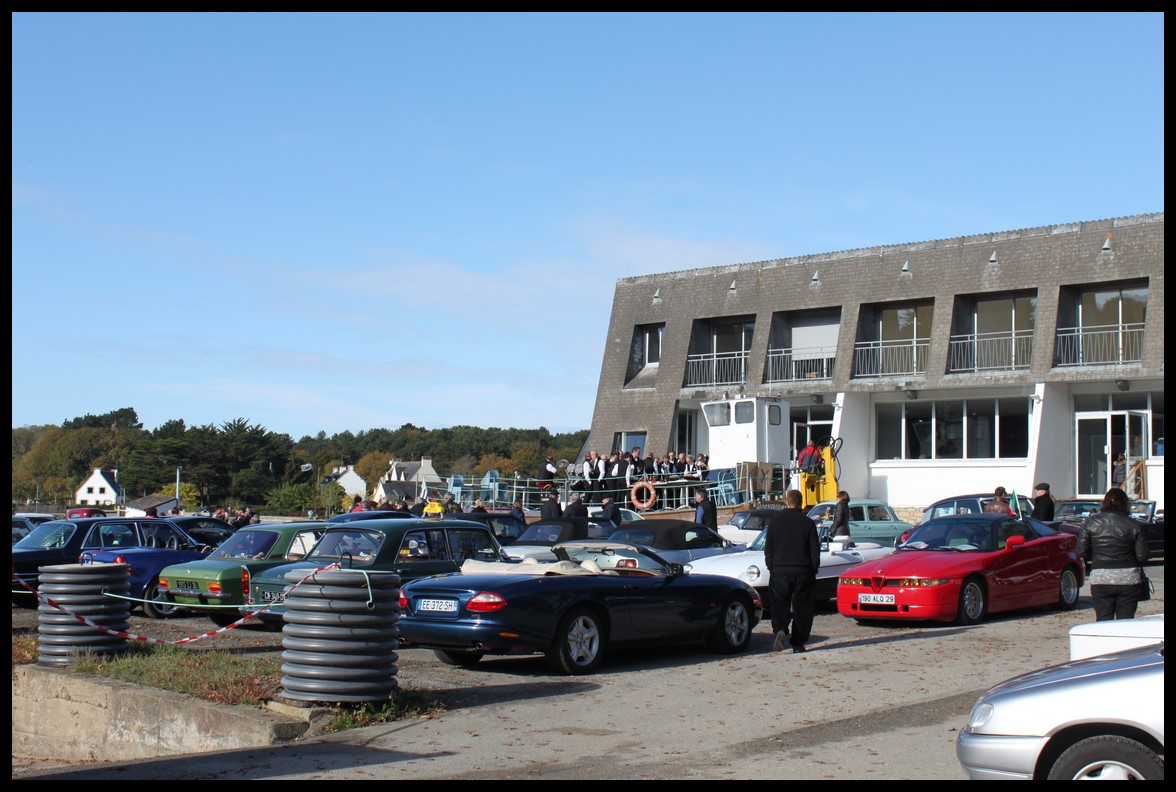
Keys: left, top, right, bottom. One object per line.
{"left": 967, "top": 701, "right": 994, "bottom": 730}
{"left": 741, "top": 565, "right": 762, "bottom": 584}
{"left": 683, "top": 563, "right": 694, "bottom": 574}
{"left": 841, "top": 576, "right": 866, "bottom": 585}
{"left": 896, "top": 578, "right": 951, "bottom": 587}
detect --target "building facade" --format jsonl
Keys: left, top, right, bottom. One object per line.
{"left": 585, "top": 213, "right": 1164, "bottom": 512}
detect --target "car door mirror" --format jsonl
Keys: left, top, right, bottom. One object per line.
{"left": 1004, "top": 534, "right": 1026, "bottom": 550}
{"left": 666, "top": 563, "right": 684, "bottom": 577}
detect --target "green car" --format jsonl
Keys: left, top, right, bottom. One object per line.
{"left": 806, "top": 498, "right": 914, "bottom": 547}
{"left": 158, "top": 522, "right": 328, "bottom": 627}
{"left": 241, "top": 517, "right": 508, "bottom": 629}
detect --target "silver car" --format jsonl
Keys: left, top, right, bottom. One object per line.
{"left": 956, "top": 644, "right": 1165, "bottom": 780}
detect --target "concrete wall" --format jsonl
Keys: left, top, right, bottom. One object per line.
{"left": 12, "top": 665, "right": 309, "bottom": 760}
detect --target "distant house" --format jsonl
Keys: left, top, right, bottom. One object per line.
{"left": 322, "top": 465, "right": 368, "bottom": 499}
{"left": 125, "top": 493, "right": 178, "bottom": 517}
{"left": 385, "top": 456, "right": 445, "bottom": 499}
{"left": 371, "top": 479, "right": 416, "bottom": 504}
{"left": 74, "top": 469, "right": 122, "bottom": 507}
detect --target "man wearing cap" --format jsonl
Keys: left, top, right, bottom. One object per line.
{"left": 1031, "top": 483, "right": 1054, "bottom": 521}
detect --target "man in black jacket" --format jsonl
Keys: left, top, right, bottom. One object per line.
{"left": 763, "top": 489, "right": 821, "bottom": 654}
{"left": 1031, "top": 483, "right": 1055, "bottom": 521}
{"left": 562, "top": 495, "right": 588, "bottom": 519}
{"left": 540, "top": 490, "right": 562, "bottom": 520}
{"left": 693, "top": 488, "right": 718, "bottom": 531}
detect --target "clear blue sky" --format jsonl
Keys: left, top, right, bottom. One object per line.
{"left": 12, "top": 12, "right": 1164, "bottom": 439}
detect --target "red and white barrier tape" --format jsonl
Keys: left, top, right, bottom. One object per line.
{"left": 10, "top": 563, "right": 341, "bottom": 646}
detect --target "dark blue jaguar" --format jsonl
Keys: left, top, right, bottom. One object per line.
{"left": 399, "top": 540, "right": 763, "bottom": 675}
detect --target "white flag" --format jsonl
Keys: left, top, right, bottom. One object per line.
{"left": 419, "top": 478, "right": 428, "bottom": 500}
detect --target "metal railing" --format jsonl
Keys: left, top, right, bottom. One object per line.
{"left": 852, "top": 338, "right": 930, "bottom": 378}
{"left": 765, "top": 346, "right": 836, "bottom": 383}
{"left": 947, "top": 329, "right": 1033, "bottom": 373}
{"left": 1055, "top": 323, "right": 1144, "bottom": 367}
{"left": 685, "top": 351, "right": 749, "bottom": 387}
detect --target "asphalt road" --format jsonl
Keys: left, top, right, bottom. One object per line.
{"left": 11, "top": 559, "right": 1165, "bottom": 780}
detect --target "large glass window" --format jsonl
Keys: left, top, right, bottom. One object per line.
{"left": 875, "top": 398, "right": 1031, "bottom": 460}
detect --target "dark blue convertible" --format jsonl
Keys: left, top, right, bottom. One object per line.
{"left": 398, "top": 540, "right": 763, "bottom": 675}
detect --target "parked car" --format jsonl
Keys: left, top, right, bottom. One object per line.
{"left": 66, "top": 508, "right": 106, "bottom": 519}
{"left": 241, "top": 517, "right": 508, "bottom": 629}
{"left": 687, "top": 529, "right": 896, "bottom": 605}
{"left": 327, "top": 510, "right": 415, "bottom": 523}
{"left": 717, "top": 508, "right": 781, "bottom": 545}
{"left": 12, "top": 512, "right": 55, "bottom": 543}
{"left": 1068, "top": 613, "right": 1164, "bottom": 661}
{"left": 916, "top": 492, "right": 1037, "bottom": 531}
{"left": 12, "top": 516, "right": 208, "bottom": 607}
{"left": 807, "top": 498, "right": 913, "bottom": 547}
{"left": 607, "top": 520, "right": 744, "bottom": 565}
{"left": 1053, "top": 498, "right": 1164, "bottom": 559}
{"left": 453, "top": 511, "right": 528, "bottom": 546}
{"left": 398, "top": 539, "right": 763, "bottom": 674}
{"left": 586, "top": 506, "right": 644, "bottom": 523}
{"left": 83, "top": 519, "right": 236, "bottom": 618}
{"left": 956, "top": 643, "right": 1165, "bottom": 779}
{"left": 836, "top": 513, "right": 1083, "bottom": 625}
{"left": 157, "top": 522, "right": 328, "bottom": 626}
{"left": 503, "top": 517, "right": 605, "bottom": 561}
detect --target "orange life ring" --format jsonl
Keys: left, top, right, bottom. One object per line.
{"left": 630, "top": 480, "right": 657, "bottom": 510}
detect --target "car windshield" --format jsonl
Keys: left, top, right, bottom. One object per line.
{"left": 210, "top": 529, "right": 280, "bottom": 559}
{"left": 1130, "top": 501, "right": 1155, "bottom": 521}
{"left": 189, "top": 526, "right": 234, "bottom": 547}
{"left": 13, "top": 520, "right": 76, "bottom": 549}
{"left": 516, "top": 523, "right": 567, "bottom": 544}
{"left": 1056, "top": 502, "right": 1101, "bottom": 520}
{"left": 727, "top": 512, "right": 749, "bottom": 529}
{"left": 309, "top": 529, "right": 383, "bottom": 562}
{"left": 899, "top": 519, "right": 997, "bottom": 552}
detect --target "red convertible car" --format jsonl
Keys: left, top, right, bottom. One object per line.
{"left": 837, "top": 513, "right": 1083, "bottom": 625}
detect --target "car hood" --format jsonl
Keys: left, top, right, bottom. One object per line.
{"left": 970, "top": 645, "right": 1165, "bottom": 737}
{"left": 844, "top": 549, "right": 985, "bottom": 578}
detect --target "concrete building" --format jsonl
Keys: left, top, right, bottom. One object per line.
{"left": 585, "top": 213, "right": 1164, "bottom": 513}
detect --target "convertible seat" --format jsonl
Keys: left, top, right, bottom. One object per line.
{"left": 580, "top": 560, "right": 603, "bottom": 574}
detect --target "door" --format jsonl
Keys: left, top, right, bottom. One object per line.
{"left": 1076, "top": 412, "right": 1149, "bottom": 498}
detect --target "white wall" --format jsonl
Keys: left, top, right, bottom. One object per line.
{"left": 832, "top": 391, "right": 871, "bottom": 499}
{"left": 868, "top": 460, "right": 1033, "bottom": 511}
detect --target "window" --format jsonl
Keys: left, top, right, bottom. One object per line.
{"left": 734, "top": 401, "right": 755, "bottom": 424}
{"left": 855, "top": 301, "right": 933, "bottom": 377}
{"left": 875, "top": 398, "right": 1032, "bottom": 460}
{"left": 98, "top": 487, "right": 106, "bottom": 494}
{"left": 625, "top": 323, "right": 666, "bottom": 383}
{"left": 1057, "top": 282, "right": 1148, "bottom": 365}
{"left": 612, "top": 432, "right": 647, "bottom": 455}
{"left": 768, "top": 405, "right": 782, "bottom": 425}
{"left": 87, "top": 487, "right": 94, "bottom": 494}
{"left": 703, "top": 403, "right": 730, "bottom": 427}
{"left": 949, "top": 293, "right": 1036, "bottom": 372}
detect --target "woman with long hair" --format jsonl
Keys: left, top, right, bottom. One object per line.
{"left": 1076, "top": 487, "right": 1149, "bottom": 621}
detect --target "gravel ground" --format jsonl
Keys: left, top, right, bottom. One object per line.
{"left": 11, "top": 559, "right": 1165, "bottom": 780}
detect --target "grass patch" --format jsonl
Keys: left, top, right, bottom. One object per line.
{"left": 13, "top": 637, "right": 445, "bottom": 726}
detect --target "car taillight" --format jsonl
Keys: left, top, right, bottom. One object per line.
{"left": 158, "top": 577, "right": 170, "bottom": 590}
{"left": 467, "top": 592, "right": 507, "bottom": 612}
{"left": 399, "top": 592, "right": 409, "bottom": 610}
{"left": 241, "top": 567, "right": 251, "bottom": 597}
{"left": 208, "top": 582, "right": 221, "bottom": 594}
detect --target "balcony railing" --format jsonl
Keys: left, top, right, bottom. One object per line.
{"left": 685, "top": 351, "right": 748, "bottom": 387}
{"left": 765, "top": 346, "right": 836, "bottom": 383}
{"left": 853, "top": 338, "right": 929, "bottom": 378}
{"left": 947, "top": 329, "right": 1033, "bottom": 373}
{"left": 1055, "top": 323, "right": 1144, "bottom": 367}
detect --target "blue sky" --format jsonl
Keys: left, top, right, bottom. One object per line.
{"left": 12, "top": 12, "right": 1164, "bottom": 439}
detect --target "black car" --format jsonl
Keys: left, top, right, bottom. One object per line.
{"left": 327, "top": 510, "right": 415, "bottom": 524}
{"left": 502, "top": 517, "right": 604, "bottom": 561}
{"left": 11, "top": 516, "right": 230, "bottom": 606}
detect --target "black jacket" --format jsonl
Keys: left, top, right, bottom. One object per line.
{"left": 830, "top": 500, "right": 851, "bottom": 537}
{"left": 694, "top": 496, "right": 717, "bottom": 531}
{"left": 540, "top": 498, "right": 562, "bottom": 520}
{"left": 1076, "top": 510, "right": 1148, "bottom": 570}
{"left": 562, "top": 500, "right": 588, "bottom": 518}
{"left": 763, "top": 508, "right": 820, "bottom": 571}
{"left": 1031, "top": 495, "right": 1054, "bottom": 521}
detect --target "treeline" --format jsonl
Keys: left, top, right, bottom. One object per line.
{"left": 11, "top": 408, "right": 588, "bottom": 511}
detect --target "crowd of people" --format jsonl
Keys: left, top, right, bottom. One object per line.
{"left": 566, "top": 447, "right": 711, "bottom": 506}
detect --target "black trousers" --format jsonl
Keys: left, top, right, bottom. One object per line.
{"left": 1090, "top": 583, "right": 1144, "bottom": 621}
{"left": 769, "top": 568, "right": 816, "bottom": 648}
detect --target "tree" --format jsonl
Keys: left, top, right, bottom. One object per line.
{"left": 355, "top": 450, "right": 394, "bottom": 490}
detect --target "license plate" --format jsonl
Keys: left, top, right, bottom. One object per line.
{"left": 175, "top": 580, "right": 199, "bottom": 592}
{"left": 260, "top": 589, "right": 282, "bottom": 602}
{"left": 859, "top": 593, "right": 895, "bottom": 604}
{"left": 417, "top": 598, "right": 457, "bottom": 613}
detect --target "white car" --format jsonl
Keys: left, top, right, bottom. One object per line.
{"left": 1068, "top": 613, "right": 1164, "bottom": 660}
{"left": 717, "top": 508, "right": 776, "bottom": 545}
{"left": 685, "top": 532, "right": 895, "bottom": 604}
{"left": 586, "top": 506, "right": 644, "bottom": 524}
{"left": 957, "top": 643, "right": 1165, "bottom": 779}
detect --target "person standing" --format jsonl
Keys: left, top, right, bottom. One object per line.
{"left": 1111, "top": 454, "right": 1127, "bottom": 489}
{"left": 538, "top": 456, "right": 558, "bottom": 491}
{"left": 1076, "top": 487, "right": 1149, "bottom": 621}
{"left": 694, "top": 488, "right": 718, "bottom": 531}
{"left": 830, "top": 490, "right": 852, "bottom": 542}
{"left": 1031, "top": 483, "right": 1055, "bottom": 521}
{"left": 540, "top": 490, "right": 562, "bottom": 520}
{"left": 562, "top": 494, "right": 588, "bottom": 519}
{"left": 509, "top": 499, "right": 526, "bottom": 523}
{"left": 596, "top": 495, "right": 620, "bottom": 534}
{"left": 763, "top": 489, "right": 821, "bottom": 654}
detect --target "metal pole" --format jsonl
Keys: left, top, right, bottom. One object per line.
{"left": 176, "top": 466, "right": 182, "bottom": 511}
